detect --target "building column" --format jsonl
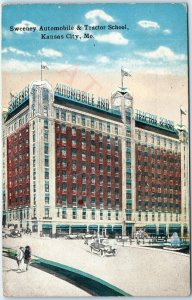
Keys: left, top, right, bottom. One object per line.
{"left": 156, "top": 224, "right": 159, "bottom": 236}
{"left": 52, "top": 223, "right": 56, "bottom": 238}
{"left": 38, "top": 222, "right": 42, "bottom": 236}
{"left": 132, "top": 224, "right": 136, "bottom": 238}
{"left": 165, "top": 223, "right": 169, "bottom": 237}
{"left": 181, "top": 223, "right": 184, "bottom": 238}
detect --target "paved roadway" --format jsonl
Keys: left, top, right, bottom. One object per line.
{"left": 3, "top": 235, "right": 190, "bottom": 297}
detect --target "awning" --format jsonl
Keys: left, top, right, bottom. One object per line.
{"left": 88, "top": 225, "right": 98, "bottom": 230}
{"left": 169, "top": 224, "right": 181, "bottom": 228}
{"left": 56, "top": 225, "right": 69, "bottom": 229}
{"left": 42, "top": 224, "right": 52, "bottom": 229}
{"left": 159, "top": 224, "right": 166, "bottom": 228}
{"left": 126, "top": 224, "right": 132, "bottom": 228}
{"left": 145, "top": 225, "right": 156, "bottom": 228}
{"left": 113, "top": 225, "right": 122, "bottom": 229}
{"left": 71, "top": 225, "right": 87, "bottom": 229}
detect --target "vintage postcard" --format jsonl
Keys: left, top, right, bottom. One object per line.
{"left": 1, "top": 2, "right": 190, "bottom": 297}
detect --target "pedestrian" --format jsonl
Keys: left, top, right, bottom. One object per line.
{"left": 16, "top": 247, "right": 24, "bottom": 271}
{"left": 24, "top": 245, "right": 32, "bottom": 271}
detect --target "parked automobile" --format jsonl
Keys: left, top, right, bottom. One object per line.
{"left": 90, "top": 238, "right": 118, "bottom": 256}
{"left": 2, "top": 228, "right": 12, "bottom": 238}
{"left": 2, "top": 231, "right": 7, "bottom": 238}
{"left": 10, "top": 229, "right": 22, "bottom": 238}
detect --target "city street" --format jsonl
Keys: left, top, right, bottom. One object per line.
{"left": 3, "top": 234, "right": 190, "bottom": 297}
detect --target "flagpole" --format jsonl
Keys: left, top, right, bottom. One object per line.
{"left": 121, "top": 67, "right": 123, "bottom": 89}
{"left": 180, "top": 109, "right": 183, "bottom": 126}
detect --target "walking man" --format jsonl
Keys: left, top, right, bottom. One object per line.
{"left": 24, "top": 245, "right": 32, "bottom": 271}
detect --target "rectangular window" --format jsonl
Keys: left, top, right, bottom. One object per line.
{"left": 45, "top": 182, "right": 49, "bottom": 192}
{"left": 56, "top": 109, "right": 60, "bottom": 119}
{"left": 44, "top": 119, "right": 48, "bottom": 129}
{"left": 107, "top": 122, "right": 110, "bottom": 133}
{"left": 72, "top": 208, "right": 77, "bottom": 219}
{"left": 44, "top": 144, "right": 49, "bottom": 154}
{"left": 72, "top": 113, "right": 76, "bottom": 123}
{"left": 82, "top": 208, "right": 86, "bottom": 219}
{"left": 45, "top": 193, "right": 50, "bottom": 204}
{"left": 62, "top": 208, "right": 67, "bottom": 219}
{"left": 45, "top": 157, "right": 49, "bottom": 167}
{"left": 45, "top": 169, "right": 49, "bottom": 179}
{"left": 91, "top": 118, "right": 94, "bottom": 128}
{"left": 82, "top": 116, "right": 86, "bottom": 126}
{"left": 45, "top": 207, "right": 49, "bottom": 218}
{"left": 91, "top": 209, "right": 95, "bottom": 220}
{"left": 61, "top": 111, "right": 66, "bottom": 121}
{"left": 44, "top": 132, "right": 48, "bottom": 142}
{"left": 72, "top": 195, "right": 77, "bottom": 203}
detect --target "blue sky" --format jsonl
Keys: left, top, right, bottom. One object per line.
{"left": 2, "top": 3, "right": 188, "bottom": 74}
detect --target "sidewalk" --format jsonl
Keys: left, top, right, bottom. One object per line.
{"left": 3, "top": 235, "right": 191, "bottom": 296}
{"left": 2, "top": 256, "right": 90, "bottom": 297}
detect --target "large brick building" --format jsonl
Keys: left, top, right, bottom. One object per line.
{"left": 2, "top": 80, "right": 189, "bottom": 237}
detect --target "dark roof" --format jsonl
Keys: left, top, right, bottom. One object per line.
{"left": 135, "top": 120, "right": 179, "bottom": 139}
{"left": 54, "top": 94, "right": 123, "bottom": 123}
{"left": 5, "top": 100, "right": 29, "bottom": 122}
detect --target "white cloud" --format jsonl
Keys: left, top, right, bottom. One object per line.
{"left": 13, "top": 20, "right": 39, "bottom": 35}
{"left": 96, "top": 55, "right": 110, "bottom": 64}
{"left": 2, "top": 47, "right": 32, "bottom": 57}
{"left": 2, "top": 59, "right": 71, "bottom": 73}
{"left": 85, "top": 9, "right": 115, "bottom": 26}
{"left": 95, "top": 32, "right": 128, "bottom": 45}
{"left": 37, "top": 48, "right": 63, "bottom": 58}
{"left": 135, "top": 46, "right": 187, "bottom": 61}
{"left": 163, "top": 29, "right": 172, "bottom": 35}
{"left": 2, "top": 59, "right": 40, "bottom": 72}
{"left": 138, "top": 20, "right": 160, "bottom": 29}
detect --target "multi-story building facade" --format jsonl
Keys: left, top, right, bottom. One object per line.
{"left": 2, "top": 80, "right": 189, "bottom": 238}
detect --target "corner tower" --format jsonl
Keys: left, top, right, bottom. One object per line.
{"left": 111, "top": 87, "right": 136, "bottom": 236}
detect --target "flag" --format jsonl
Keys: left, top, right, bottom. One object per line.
{"left": 180, "top": 106, "right": 187, "bottom": 115}
{"left": 41, "top": 62, "right": 49, "bottom": 70}
{"left": 121, "top": 67, "right": 131, "bottom": 77}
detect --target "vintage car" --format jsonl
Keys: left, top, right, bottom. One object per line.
{"left": 90, "top": 238, "right": 118, "bottom": 256}
{"left": 10, "top": 229, "right": 22, "bottom": 238}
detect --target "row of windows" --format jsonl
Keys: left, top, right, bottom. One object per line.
{"left": 56, "top": 196, "right": 120, "bottom": 206}
{"left": 7, "top": 113, "right": 29, "bottom": 135}
{"left": 136, "top": 131, "right": 179, "bottom": 151}
{"left": 55, "top": 109, "right": 120, "bottom": 134}
{"left": 137, "top": 211, "right": 180, "bottom": 222}
{"left": 52, "top": 208, "right": 120, "bottom": 220}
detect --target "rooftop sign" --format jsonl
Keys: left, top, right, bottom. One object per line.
{"left": 135, "top": 109, "right": 176, "bottom": 133}
{"left": 55, "top": 83, "right": 110, "bottom": 112}
{"left": 7, "top": 85, "right": 29, "bottom": 114}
